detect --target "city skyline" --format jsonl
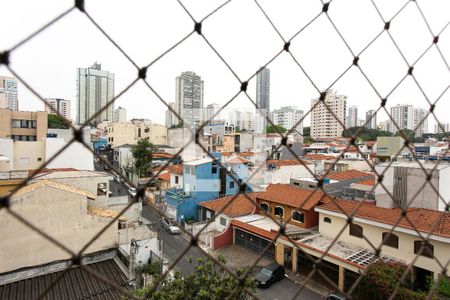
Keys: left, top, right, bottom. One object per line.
{"left": 1, "top": 1, "right": 448, "bottom": 130}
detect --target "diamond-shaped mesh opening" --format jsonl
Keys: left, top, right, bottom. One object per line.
{"left": 0, "top": 0, "right": 449, "bottom": 299}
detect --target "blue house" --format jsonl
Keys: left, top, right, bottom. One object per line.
{"left": 165, "top": 153, "right": 252, "bottom": 222}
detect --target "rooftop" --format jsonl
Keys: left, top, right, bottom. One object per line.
{"left": 31, "top": 170, "right": 111, "bottom": 180}
{"left": 325, "top": 170, "right": 373, "bottom": 181}
{"left": 199, "top": 192, "right": 258, "bottom": 217}
{"left": 152, "top": 164, "right": 183, "bottom": 175}
{"left": 11, "top": 180, "right": 95, "bottom": 200}
{"left": 377, "top": 161, "right": 450, "bottom": 170}
{"left": 184, "top": 157, "right": 213, "bottom": 166}
{"left": 266, "top": 159, "right": 312, "bottom": 167}
{"left": 257, "top": 184, "right": 331, "bottom": 211}
{"left": 88, "top": 206, "right": 127, "bottom": 221}
{"left": 227, "top": 156, "right": 251, "bottom": 165}
{"left": 316, "top": 200, "right": 450, "bottom": 239}
{"left": 158, "top": 173, "right": 171, "bottom": 182}
{"left": 0, "top": 259, "right": 128, "bottom": 300}
{"left": 152, "top": 152, "right": 175, "bottom": 159}
{"left": 303, "top": 154, "right": 336, "bottom": 161}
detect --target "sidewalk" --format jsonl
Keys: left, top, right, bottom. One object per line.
{"left": 284, "top": 270, "right": 332, "bottom": 297}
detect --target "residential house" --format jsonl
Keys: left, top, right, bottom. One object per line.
{"left": 265, "top": 160, "right": 316, "bottom": 184}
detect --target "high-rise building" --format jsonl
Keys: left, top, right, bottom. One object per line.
{"left": 165, "top": 102, "right": 177, "bottom": 128}
{"left": 310, "top": 90, "right": 346, "bottom": 139}
{"left": 205, "top": 103, "right": 221, "bottom": 123}
{"left": 346, "top": 105, "right": 358, "bottom": 128}
{"left": 175, "top": 71, "right": 204, "bottom": 126}
{"left": 0, "top": 76, "right": 18, "bottom": 111}
{"left": 228, "top": 109, "right": 254, "bottom": 132}
{"left": 76, "top": 63, "right": 115, "bottom": 126}
{"left": 413, "top": 107, "right": 428, "bottom": 136}
{"left": 435, "top": 123, "right": 450, "bottom": 134}
{"left": 365, "top": 110, "right": 377, "bottom": 129}
{"left": 113, "top": 106, "right": 127, "bottom": 123}
{"left": 256, "top": 67, "right": 270, "bottom": 113}
{"left": 45, "top": 98, "right": 71, "bottom": 120}
{"left": 272, "top": 106, "right": 304, "bottom": 134}
{"left": 389, "top": 104, "right": 414, "bottom": 133}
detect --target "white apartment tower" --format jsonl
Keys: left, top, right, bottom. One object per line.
{"left": 205, "top": 103, "right": 221, "bottom": 123}
{"left": 389, "top": 104, "right": 414, "bottom": 133}
{"left": 44, "top": 98, "right": 71, "bottom": 120}
{"left": 0, "top": 76, "right": 18, "bottom": 111}
{"left": 229, "top": 109, "right": 254, "bottom": 132}
{"left": 165, "top": 102, "right": 177, "bottom": 128}
{"left": 365, "top": 110, "right": 377, "bottom": 129}
{"left": 113, "top": 106, "right": 127, "bottom": 123}
{"left": 76, "top": 63, "right": 115, "bottom": 126}
{"left": 346, "top": 105, "right": 358, "bottom": 128}
{"left": 272, "top": 106, "right": 304, "bottom": 134}
{"left": 413, "top": 107, "right": 428, "bottom": 136}
{"left": 310, "top": 91, "right": 347, "bottom": 139}
{"left": 175, "top": 71, "right": 204, "bottom": 126}
{"left": 435, "top": 123, "right": 450, "bottom": 134}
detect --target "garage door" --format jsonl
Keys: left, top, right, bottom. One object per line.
{"left": 235, "top": 229, "right": 275, "bottom": 258}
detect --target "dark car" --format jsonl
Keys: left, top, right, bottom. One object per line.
{"left": 254, "top": 263, "right": 285, "bottom": 288}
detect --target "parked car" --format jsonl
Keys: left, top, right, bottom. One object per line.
{"left": 326, "top": 292, "right": 346, "bottom": 300}
{"left": 254, "top": 263, "right": 285, "bottom": 288}
{"left": 128, "top": 187, "right": 137, "bottom": 198}
{"left": 161, "top": 217, "right": 181, "bottom": 234}
{"left": 114, "top": 175, "right": 123, "bottom": 184}
{"left": 103, "top": 165, "right": 109, "bottom": 171}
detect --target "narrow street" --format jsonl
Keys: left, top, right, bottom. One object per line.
{"left": 141, "top": 205, "right": 324, "bottom": 300}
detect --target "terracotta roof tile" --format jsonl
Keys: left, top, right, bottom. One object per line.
{"left": 152, "top": 152, "right": 174, "bottom": 159}
{"left": 227, "top": 156, "right": 251, "bottom": 165}
{"left": 325, "top": 170, "right": 372, "bottom": 181}
{"left": 238, "top": 152, "right": 255, "bottom": 157}
{"left": 266, "top": 159, "right": 312, "bottom": 167}
{"left": 88, "top": 206, "right": 127, "bottom": 221}
{"left": 199, "top": 192, "right": 258, "bottom": 217}
{"left": 357, "top": 178, "right": 376, "bottom": 186}
{"left": 220, "top": 152, "right": 233, "bottom": 157}
{"left": 231, "top": 219, "right": 277, "bottom": 240}
{"left": 158, "top": 173, "right": 171, "bottom": 182}
{"left": 317, "top": 200, "right": 450, "bottom": 238}
{"left": 257, "top": 184, "right": 331, "bottom": 211}
{"left": 152, "top": 164, "right": 183, "bottom": 175}
{"left": 303, "top": 154, "right": 336, "bottom": 161}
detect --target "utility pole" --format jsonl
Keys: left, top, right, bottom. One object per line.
{"left": 159, "top": 239, "right": 164, "bottom": 275}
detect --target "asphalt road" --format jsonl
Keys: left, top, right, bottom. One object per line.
{"left": 141, "top": 205, "right": 324, "bottom": 300}
{"left": 94, "top": 159, "right": 128, "bottom": 197}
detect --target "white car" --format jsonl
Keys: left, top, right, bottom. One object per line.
{"left": 161, "top": 217, "right": 181, "bottom": 234}
{"left": 128, "top": 187, "right": 137, "bottom": 198}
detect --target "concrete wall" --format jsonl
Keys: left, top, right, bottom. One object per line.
{"left": 45, "top": 138, "right": 94, "bottom": 171}
{"left": 318, "top": 212, "right": 449, "bottom": 280}
{"left": 0, "top": 109, "right": 47, "bottom": 141}
{"left": 119, "top": 237, "right": 160, "bottom": 267}
{"left": 0, "top": 139, "right": 13, "bottom": 171}
{"left": 13, "top": 141, "right": 45, "bottom": 170}
{"left": 266, "top": 165, "right": 314, "bottom": 184}
{"left": 0, "top": 185, "right": 117, "bottom": 273}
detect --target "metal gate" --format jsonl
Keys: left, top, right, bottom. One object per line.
{"left": 235, "top": 229, "right": 275, "bottom": 259}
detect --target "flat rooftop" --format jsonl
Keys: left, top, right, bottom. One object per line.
{"left": 377, "top": 161, "right": 450, "bottom": 170}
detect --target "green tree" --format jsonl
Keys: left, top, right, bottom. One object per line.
{"left": 353, "top": 261, "right": 426, "bottom": 300}
{"left": 266, "top": 124, "right": 287, "bottom": 134}
{"left": 342, "top": 126, "right": 393, "bottom": 141}
{"left": 395, "top": 129, "right": 415, "bottom": 141}
{"left": 48, "top": 114, "right": 70, "bottom": 129}
{"left": 131, "top": 138, "right": 156, "bottom": 177}
{"left": 303, "top": 126, "right": 311, "bottom": 137}
{"left": 135, "top": 255, "right": 256, "bottom": 300}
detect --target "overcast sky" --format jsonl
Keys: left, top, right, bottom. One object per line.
{"left": 0, "top": 0, "right": 449, "bottom": 130}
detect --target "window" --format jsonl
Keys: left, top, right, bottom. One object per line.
{"left": 11, "top": 120, "right": 20, "bottom": 128}
{"left": 260, "top": 202, "right": 269, "bottom": 213}
{"left": 382, "top": 232, "right": 399, "bottom": 248}
{"left": 31, "top": 120, "right": 37, "bottom": 128}
{"left": 37, "top": 157, "right": 42, "bottom": 162}
{"left": 212, "top": 166, "right": 217, "bottom": 174}
{"left": 144, "top": 128, "right": 150, "bottom": 133}
{"left": 138, "top": 128, "right": 141, "bottom": 137}
{"left": 274, "top": 206, "right": 284, "bottom": 217}
{"left": 349, "top": 223, "right": 363, "bottom": 238}
{"left": 324, "top": 217, "right": 332, "bottom": 223}
{"left": 292, "top": 211, "right": 304, "bottom": 223}
{"left": 229, "top": 181, "right": 235, "bottom": 189}
{"left": 175, "top": 176, "right": 179, "bottom": 184}
{"left": 20, "top": 120, "right": 28, "bottom": 128}
{"left": 220, "top": 217, "right": 227, "bottom": 226}
{"left": 414, "top": 241, "right": 434, "bottom": 258}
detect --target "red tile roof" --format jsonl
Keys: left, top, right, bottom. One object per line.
{"left": 231, "top": 219, "right": 278, "bottom": 240}
{"left": 303, "top": 154, "right": 336, "bottom": 161}
{"left": 266, "top": 159, "right": 312, "bottom": 167}
{"left": 199, "top": 192, "right": 258, "bottom": 217}
{"left": 220, "top": 152, "right": 233, "bottom": 157}
{"left": 257, "top": 184, "right": 331, "bottom": 211}
{"left": 317, "top": 200, "right": 450, "bottom": 238}
{"left": 158, "top": 173, "right": 171, "bottom": 182}
{"left": 325, "top": 170, "right": 372, "bottom": 181}
{"left": 152, "top": 164, "right": 183, "bottom": 175}
{"left": 227, "top": 156, "right": 251, "bottom": 165}
{"left": 356, "top": 178, "right": 376, "bottom": 186}
{"left": 238, "top": 152, "right": 255, "bottom": 157}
